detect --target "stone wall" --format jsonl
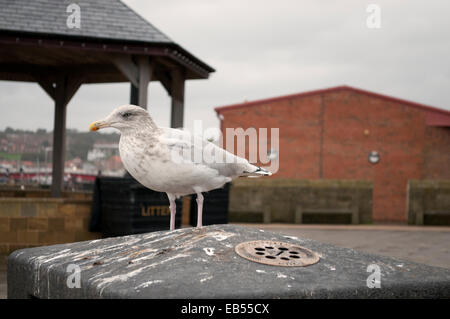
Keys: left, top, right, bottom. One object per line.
{"left": 0, "top": 187, "right": 92, "bottom": 199}
{"left": 0, "top": 192, "right": 100, "bottom": 256}
{"left": 229, "top": 179, "right": 373, "bottom": 224}
{"left": 407, "top": 180, "right": 450, "bottom": 225}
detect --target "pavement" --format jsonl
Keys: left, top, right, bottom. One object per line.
{"left": 1, "top": 223, "right": 450, "bottom": 299}
{"left": 237, "top": 223, "right": 450, "bottom": 269}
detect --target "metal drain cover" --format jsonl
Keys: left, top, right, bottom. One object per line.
{"left": 235, "top": 240, "right": 320, "bottom": 267}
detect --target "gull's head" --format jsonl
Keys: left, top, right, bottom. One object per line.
{"left": 89, "top": 105, "right": 154, "bottom": 133}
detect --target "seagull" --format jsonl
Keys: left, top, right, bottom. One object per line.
{"left": 89, "top": 105, "right": 271, "bottom": 230}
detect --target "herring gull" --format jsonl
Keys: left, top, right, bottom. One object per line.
{"left": 89, "top": 105, "right": 271, "bottom": 230}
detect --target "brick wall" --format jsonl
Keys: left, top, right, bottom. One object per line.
{"left": 321, "top": 90, "right": 426, "bottom": 222}
{"left": 0, "top": 197, "right": 100, "bottom": 255}
{"left": 218, "top": 87, "right": 450, "bottom": 223}
{"left": 423, "top": 127, "right": 450, "bottom": 179}
{"left": 221, "top": 94, "right": 323, "bottom": 179}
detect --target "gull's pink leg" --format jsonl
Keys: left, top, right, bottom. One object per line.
{"left": 196, "top": 192, "right": 204, "bottom": 228}
{"left": 169, "top": 199, "right": 176, "bottom": 230}
{"left": 167, "top": 193, "right": 176, "bottom": 230}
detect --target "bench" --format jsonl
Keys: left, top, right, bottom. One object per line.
{"left": 416, "top": 210, "right": 450, "bottom": 225}
{"left": 262, "top": 205, "right": 359, "bottom": 224}
{"left": 295, "top": 206, "right": 359, "bottom": 224}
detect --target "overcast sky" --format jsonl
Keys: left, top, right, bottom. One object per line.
{"left": 1, "top": 0, "right": 449, "bottom": 134}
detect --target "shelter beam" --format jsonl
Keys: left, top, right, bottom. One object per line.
{"left": 111, "top": 55, "right": 139, "bottom": 87}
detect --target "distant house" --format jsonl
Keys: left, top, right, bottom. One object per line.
{"left": 215, "top": 85, "right": 450, "bottom": 223}
{"left": 87, "top": 143, "right": 119, "bottom": 162}
{"left": 65, "top": 157, "right": 83, "bottom": 170}
{"left": 107, "top": 155, "right": 123, "bottom": 172}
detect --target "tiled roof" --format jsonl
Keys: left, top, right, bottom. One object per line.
{"left": 0, "top": 0, "right": 172, "bottom": 44}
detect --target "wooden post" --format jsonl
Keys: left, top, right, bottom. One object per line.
{"left": 38, "top": 75, "right": 83, "bottom": 198}
{"left": 170, "top": 69, "right": 185, "bottom": 128}
{"left": 130, "top": 84, "right": 138, "bottom": 105}
{"left": 51, "top": 77, "right": 68, "bottom": 198}
{"left": 137, "top": 56, "right": 151, "bottom": 109}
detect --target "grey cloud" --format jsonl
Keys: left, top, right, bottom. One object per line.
{"left": 1, "top": 0, "right": 449, "bottom": 134}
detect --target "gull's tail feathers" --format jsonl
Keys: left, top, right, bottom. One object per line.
{"left": 241, "top": 165, "right": 272, "bottom": 178}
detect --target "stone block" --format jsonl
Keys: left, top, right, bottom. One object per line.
{"left": 0, "top": 217, "right": 10, "bottom": 232}
{"left": 10, "top": 218, "right": 28, "bottom": 231}
{"left": 37, "top": 231, "right": 59, "bottom": 244}
{"left": 17, "top": 231, "right": 39, "bottom": 243}
{"left": 7, "top": 225, "right": 450, "bottom": 299}
{"left": 47, "top": 218, "right": 65, "bottom": 231}
{"left": 0, "top": 244, "right": 9, "bottom": 255}
{"left": 74, "top": 204, "right": 91, "bottom": 218}
{"left": 0, "top": 232, "right": 17, "bottom": 243}
{"left": 28, "top": 218, "right": 48, "bottom": 231}
{"left": 0, "top": 203, "right": 20, "bottom": 217}
{"left": 58, "top": 204, "right": 76, "bottom": 217}
{"left": 20, "top": 203, "right": 37, "bottom": 217}
{"left": 64, "top": 218, "right": 83, "bottom": 231}
{"left": 37, "top": 203, "right": 59, "bottom": 218}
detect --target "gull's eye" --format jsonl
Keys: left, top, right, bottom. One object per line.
{"left": 122, "top": 112, "right": 132, "bottom": 119}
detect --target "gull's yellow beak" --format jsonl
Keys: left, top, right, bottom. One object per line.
{"left": 89, "top": 120, "right": 109, "bottom": 131}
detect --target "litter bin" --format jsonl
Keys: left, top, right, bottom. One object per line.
{"left": 90, "top": 177, "right": 182, "bottom": 238}
{"left": 190, "top": 183, "right": 229, "bottom": 226}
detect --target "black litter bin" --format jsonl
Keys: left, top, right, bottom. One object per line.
{"left": 190, "top": 183, "right": 229, "bottom": 226}
{"left": 90, "top": 177, "right": 182, "bottom": 238}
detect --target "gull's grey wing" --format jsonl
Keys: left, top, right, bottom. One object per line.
{"left": 158, "top": 127, "right": 257, "bottom": 178}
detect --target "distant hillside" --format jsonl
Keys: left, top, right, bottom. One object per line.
{"left": 0, "top": 127, "right": 120, "bottom": 161}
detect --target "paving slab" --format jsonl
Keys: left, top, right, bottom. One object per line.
{"left": 7, "top": 224, "right": 450, "bottom": 299}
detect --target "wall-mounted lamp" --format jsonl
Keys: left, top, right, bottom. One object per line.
{"left": 369, "top": 151, "right": 380, "bottom": 164}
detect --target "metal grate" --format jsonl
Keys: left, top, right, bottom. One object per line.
{"left": 235, "top": 240, "right": 320, "bottom": 267}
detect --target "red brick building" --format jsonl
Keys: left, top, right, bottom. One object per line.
{"left": 215, "top": 86, "right": 450, "bottom": 223}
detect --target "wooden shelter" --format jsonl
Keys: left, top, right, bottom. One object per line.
{"left": 0, "top": 0, "right": 215, "bottom": 197}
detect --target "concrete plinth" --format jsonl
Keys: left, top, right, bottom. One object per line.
{"left": 7, "top": 225, "right": 450, "bottom": 298}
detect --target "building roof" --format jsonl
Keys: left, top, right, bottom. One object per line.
{"left": 0, "top": 0, "right": 171, "bottom": 44}
{"left": 215, "top": 85, "right": 450, "bottom": 127}
{"left": 0, "top": 0, "right": 214, "bottom": 77}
